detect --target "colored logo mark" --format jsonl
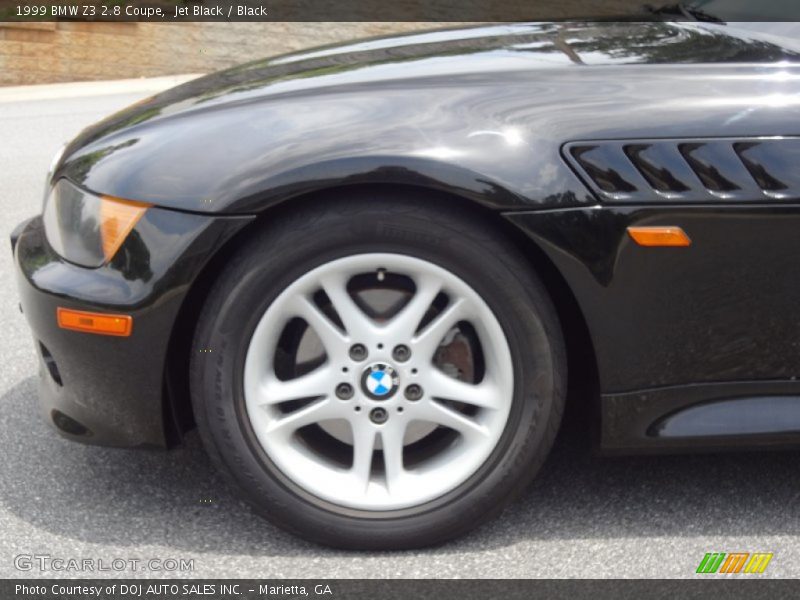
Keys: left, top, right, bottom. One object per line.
{"left": 361, "top": 363, "right": 399, "bottom": 399}
{"left": 367, "top": 371, "right": 393, "bottom": 396}
{"left": 696, "top": 552, "right": 773, "bottom": 574}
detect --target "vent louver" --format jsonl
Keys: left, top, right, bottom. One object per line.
{"left": 564, "top": 137, "right": 800, "bottom": 202}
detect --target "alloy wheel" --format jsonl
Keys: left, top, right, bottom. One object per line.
{"left": 243, "top": 253, "right": 513, "bottom": 510}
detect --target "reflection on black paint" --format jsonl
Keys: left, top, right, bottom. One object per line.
{"left": 67, "top": 139, "right": 139, "bottom": 185}
{"left": 55, "top": 20, "right": 800, "bottom": 214}
{"left": 111, "top": 229, "right": 153, "bottom": 283}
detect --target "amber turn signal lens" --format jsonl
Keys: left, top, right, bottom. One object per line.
{"left": 99, "top": 196, "right": 152, "bottom": 261}
{"left": 57, "top": 308, "right": 133, "bottom": 337}
{"left": 627, "top": 226, "right": 691, "bottom": 247}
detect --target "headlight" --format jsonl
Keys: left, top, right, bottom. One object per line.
{"left": 49, "top": 142, "right": 67, "bottom": 175}
{"left": 42, "top": 143, "right": 67, "bottom": 209}
{"left": 43, "top": 179, "right": 151, "bottom": 267}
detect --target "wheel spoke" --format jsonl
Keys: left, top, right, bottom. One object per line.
{"left": 381, "top": 422, "right": 407, "bottom": 493}
{"left": 382, "top": 275, "right": 441, "bottom": 339}
{"left": 411, "top": 296, "right": 469, "bottom": 361}
{"left": 243, "top": 253, "right": 515, "bottom": 511}
{"left": 350, "top": 424, "right": 378, "bottom": 492}
{"left": 426, "top": 369, "right": 500, "bottom": 409}
{"left": 416, "top": 400, "right": 488, "bottom": 440}
{"left": 258, "top": 366, "right": 335, "bottom": 406}
{"left": 265, "top": 398, "right": 339, "bottom": 436}
{"left": 320, "top": 273, "right": 375, "bottom": 340}
{"left": 295, "top": 295, "right": 349, "bottom": 359}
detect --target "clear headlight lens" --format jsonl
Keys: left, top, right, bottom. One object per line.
{"left": 49, "top": 142, "right": 67, "bottom": 175}
{"left": 43, "top": 179, "right": 151, "bottom": 267}
{"left": 43, "top": 143, "right": 67, "bottom": 209}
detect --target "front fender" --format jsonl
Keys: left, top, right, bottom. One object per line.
{"left": 57, "top": 82, "right": 595, "bottom": 214}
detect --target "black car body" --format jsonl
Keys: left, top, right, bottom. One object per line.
{"left": 11, "top": 19, "right": 800, "bottom": 546}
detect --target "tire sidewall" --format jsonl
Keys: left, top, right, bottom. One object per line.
{"left": 191, "top": 197, "right": 565, "bottom": 548}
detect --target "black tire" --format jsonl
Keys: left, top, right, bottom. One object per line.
{"left": 190, "top": 193, "right": 566, "bottom": 549}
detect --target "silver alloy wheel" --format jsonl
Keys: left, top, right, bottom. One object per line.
{"left": 243, "top": 253, "right": 513, "bottom": 510}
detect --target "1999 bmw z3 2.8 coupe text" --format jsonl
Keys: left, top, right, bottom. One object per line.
{"left": 12, "top": 20, "right": 800, "bottom": 549}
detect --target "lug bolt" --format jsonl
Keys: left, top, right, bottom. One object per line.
{"left": 392, "top": 344, "right": 411, "bottom": 362}
{"left": 335, "top": 383, "right": 354, "bottom": 400}
{"left": 404, "top": 384, "right": 423, "bottom": 401}
{"left": 370, "top": 407, "right": 388, "bottom": 424}
{"left": 349, "top": 343, "right": 368, "bottom": 361}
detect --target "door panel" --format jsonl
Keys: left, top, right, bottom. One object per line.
{"left": 506, "top": 205, "right": 800, "bottom": 393}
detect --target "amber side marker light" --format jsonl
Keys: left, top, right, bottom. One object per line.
{"left": 57, "top": 308, "right": 133, "bottom": 337}
{"left": 100, "top": 196, "right": 152, "bottom": 262}
{"left": 627, "top": 226, "right": 692, "bottom": 247}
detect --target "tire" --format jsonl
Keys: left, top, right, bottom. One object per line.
{"left": 190, "top": 193, "right": 566, "bottom": 549}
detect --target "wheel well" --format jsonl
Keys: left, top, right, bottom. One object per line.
{"left": 162, "top": 184, "right": 600, "bottom": 446}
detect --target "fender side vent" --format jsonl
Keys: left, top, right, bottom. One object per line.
{"left": 678, "top": 143, "right": 741, "bottom": 192}
{"left": 734, "top": 141, "right": 791, "bottom": 192}
{"left": 564, "top": 137, "right": 800, "bottom": 202}
{"left": 624, "top": 144, "right": 690, "bottom": 193}
{"left": 570, "top": 145, "right": 637, "bottom": 193}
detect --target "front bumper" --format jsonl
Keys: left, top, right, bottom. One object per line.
{"left": 13, "top": 208, "right": 253, "bottom": 448}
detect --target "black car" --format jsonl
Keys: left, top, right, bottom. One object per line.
{"left": 12, "top": 19, "right": 800, "bottom": 549}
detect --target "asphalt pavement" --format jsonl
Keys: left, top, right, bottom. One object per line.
{"left": 1, "top": 79, "right": 799, "bottom": 579}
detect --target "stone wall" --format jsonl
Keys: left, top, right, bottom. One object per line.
{"left": 0, "top": 0, "right": 646, "bottom": 87}
{"left": 0, "top": 22, "right": 444, "bottom": 86}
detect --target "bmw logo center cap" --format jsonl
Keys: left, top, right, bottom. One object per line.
{"left": 361, "top": 363, "right": 400, "bottom": 400}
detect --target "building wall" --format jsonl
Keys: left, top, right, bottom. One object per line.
{"left": 0, "top": 22, "right": 444, "bottom": 86}
{"left": 0, "top": 1, "right": 645, "bottom": 87}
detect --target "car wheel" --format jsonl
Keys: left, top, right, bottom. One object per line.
{"left": 190, "top": 195, "right": 566, "bottom": 549}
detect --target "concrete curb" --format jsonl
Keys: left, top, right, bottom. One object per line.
{"left": 0, "top": 74, "right": 203, "bottom": 104}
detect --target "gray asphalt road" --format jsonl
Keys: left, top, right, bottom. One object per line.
{"left": 1, "top": 88, "right": 799, "bottom": 580}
